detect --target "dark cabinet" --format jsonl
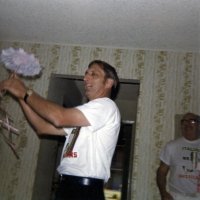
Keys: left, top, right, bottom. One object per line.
{"left": 104, "top": 121, "right": 135, "bottom": 200}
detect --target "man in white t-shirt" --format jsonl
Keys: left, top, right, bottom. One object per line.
{"left": 0, "top": 60, "right": 121, "bottom": 200}
{"left": 157, "top": 112, "right": 200, "bottom": 200}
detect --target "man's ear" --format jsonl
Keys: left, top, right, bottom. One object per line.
{"left": 105, "top": 78, "right": 114, "bottom": 89}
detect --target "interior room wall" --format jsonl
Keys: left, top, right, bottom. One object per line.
{"left": 0, "top": 40, "right": 199, "bottom": 200}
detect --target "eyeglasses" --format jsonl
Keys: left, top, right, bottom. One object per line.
{"left": 181, "top": 119, "right": 197, "bottom": 124}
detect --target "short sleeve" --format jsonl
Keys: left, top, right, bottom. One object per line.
{"left": 160, "top": 142, "right": 172, "bottom": 165}
{"left": 76, "top": 98, "right": 119, "bottom": 132}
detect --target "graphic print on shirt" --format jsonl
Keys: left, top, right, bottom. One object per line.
{"left": 180, "top": 146, "right": 200, "bottom": 192}
{"left": 181, "top": 146, "right": 200, "bottom": 172}
{"left": 63, "top": 127, "right": 80, "bottom": 158}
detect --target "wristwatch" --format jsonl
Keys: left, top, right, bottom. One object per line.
{"left": 24, "top": 89, "right": 33, "bottom": 103}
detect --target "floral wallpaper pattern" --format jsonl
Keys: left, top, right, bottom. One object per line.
{"left": 0, "top": 40, "right": 199, "bottom": 200}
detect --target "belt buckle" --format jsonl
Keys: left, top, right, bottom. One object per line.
{"left": 82, "top": 178, "right": 90, "bottom": 186}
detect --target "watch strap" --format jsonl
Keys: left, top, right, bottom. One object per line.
{"left": 24, "top": 89, "right": 33, "bottom": 103}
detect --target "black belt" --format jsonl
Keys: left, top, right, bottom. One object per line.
{"left": 59, "top": 174, "right": 104, "bottom": 187}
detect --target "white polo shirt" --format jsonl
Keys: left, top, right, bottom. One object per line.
{"left": 57, "top": 97, "right": 121, "bottom": 182}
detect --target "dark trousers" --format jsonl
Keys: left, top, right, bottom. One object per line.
{"left": 54, "top": 175, "right": 105, "bottom": 200}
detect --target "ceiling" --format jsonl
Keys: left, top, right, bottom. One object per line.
{"left": 0, "top": 0, "right": 199, "bottom": 51}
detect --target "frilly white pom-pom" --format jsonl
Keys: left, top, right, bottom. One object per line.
{"left": 0, "top": 47, "right": 42, "bottom": 77}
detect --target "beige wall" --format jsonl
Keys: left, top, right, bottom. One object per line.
{"left": 0, "top": 41, "right": 199, "bottom": 200}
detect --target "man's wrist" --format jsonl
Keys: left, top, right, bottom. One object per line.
{"left": 24, "top": 89, "right": 33, "bottom": 103}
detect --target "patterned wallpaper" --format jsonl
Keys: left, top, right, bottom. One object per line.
{"left": 0, "top": 40, "right": 199, "bottom": 200}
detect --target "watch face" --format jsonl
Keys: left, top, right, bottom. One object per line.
{"left": 27, "top": 89, "right": 33, "bottom": 96}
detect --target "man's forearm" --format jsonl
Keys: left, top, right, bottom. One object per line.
{"left": 19, "top": 99, "right": 64, "bottom": 136}
{"left": 156, "top": 166, "right": 173, "bottom": 199}
{"left": 157, "top": 174, "right": 167, "bottom": 197}
{"left": 24, "top": 90, "right": 66, "bottom": 127}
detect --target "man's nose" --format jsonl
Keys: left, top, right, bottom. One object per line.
{"left": 83, "top": 74, "right": 91, "bottom": 82}
{"left": 83, "top": 75, "right": 87, "bottom": 82}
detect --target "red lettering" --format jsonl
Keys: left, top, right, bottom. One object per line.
{"left": 74, "top": 152, "right": 77, "bottom": 157}
{"left": 64, "top": 151, "right": 78, "bottom": 158}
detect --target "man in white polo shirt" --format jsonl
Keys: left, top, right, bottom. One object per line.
{"left": 0, "top": 60, "right": 121, "bottom": 200}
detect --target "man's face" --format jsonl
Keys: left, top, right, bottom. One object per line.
{"left": 83, "top": 64, "right": 110, "bottom": 100}
{"left": 181, "top": 113, "right": 199, "bottom": 140}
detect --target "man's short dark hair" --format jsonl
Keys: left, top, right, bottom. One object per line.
{"left": 88, "top": 60, "right": 120, "bottom": 100}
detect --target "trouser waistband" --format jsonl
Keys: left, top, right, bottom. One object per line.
{"left": 59, "top": 174, "right": 104, "bottom": 186}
